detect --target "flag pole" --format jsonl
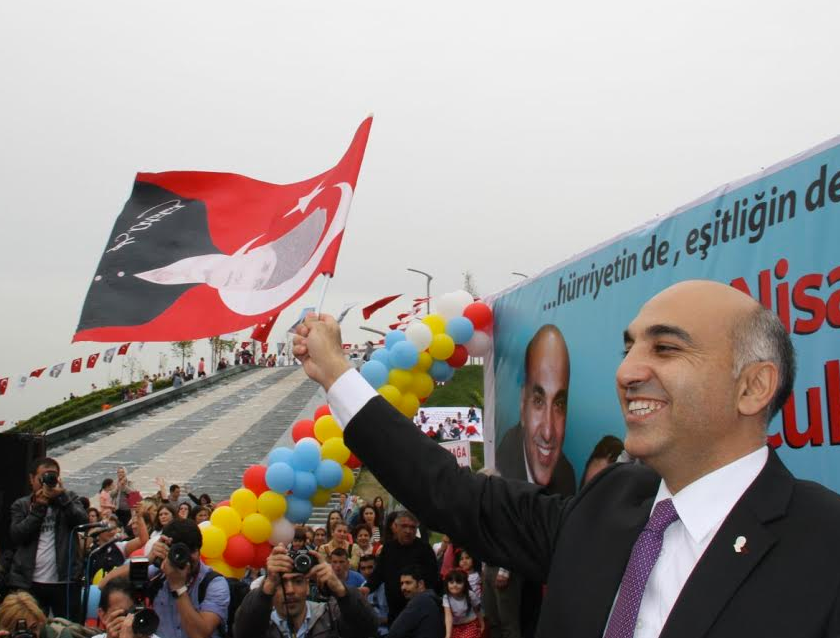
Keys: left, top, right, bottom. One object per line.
{"left": 315, "top": 274, "right": 332, "bottom": 316}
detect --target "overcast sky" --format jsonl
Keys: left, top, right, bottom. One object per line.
{"left": 1, "top": 0, "right": 838, "bottom": 422}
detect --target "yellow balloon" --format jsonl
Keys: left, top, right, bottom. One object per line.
{"left": 388, "top": 369, "right": 413, "bottom": 392}
{"left": 378, "top": 384, "right": 402, "bottom": 407}
{"left": 205, "top": 558, "right": 235, "bottom": 578}
{"left": 422, "top": 314, "right": 446, "bottom": 335}
{"left": 412, "top": 351, "right": 433, "bottom": 373}
{"left": 241, "top": 513, "right": 272, "bottom": 544}
{"left": 92, "top": 568, "right": 105, "bottom": 585}
{"left": 314, "top": 415, "right": 342, "bottom": 443}
{"left": 230, "top": 488, "right": 258, "bottom": 517}
{"left": 410, "top": 372, "right": 434, "bottom": 399}
{"left": 398, "top": 392, "right": 421, "bottom": 418}
{"left": 337, "top": 466, "right": 355, "bottom": 493}
{"left": 321, "top": 437, "right": 351, "bottom": 464}
{"left": 257, "top": 490, "right": 287, "bottom": 521}
{"left": 200, "top": 524, "right": 228, "bottom": 559}
{"left": 231, "top": 565, "right": 247, "bottom": 579}
{"left": 311, "top": 488, "right": 333, "bottom": 507}
{"left": 210, "top": 505, "right": 242, "bottom": 538}
{"left": 429, "top": 333, "right": 455, "bottom": 360}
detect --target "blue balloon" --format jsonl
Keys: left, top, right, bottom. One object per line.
{"left": 315, "top": 459, "right": 343, "bottom": 489}
{"left": 291, "top": 438, "right": 321, "bottom": 473}
{"left": 268, "top": 447, "right": 294, "bottom": 466}
{"left": 390, "top": 341, "right": 419, "bottom": 370}
{"left": 446, "top": 316, "right": 475, "bottom": 345}
{"left": 385, "top": 330, "right": 407, "bottom": 349}
{"left": 285, "top": 495, "right": 313, "bottom": 524}
{"left": 292, "top": 471, "right": 318, "bottom": 499}
{"left": 370, "top": 348, "right": 392, "bottom": 369}
{"left": 361, "top": 360, "right": 389, "bottom": 388}
{"left": 87, "top": 585, "right": 101, "bottom": 620}
{"left": 266, "top": 462, "right": 295, "bottom": 493}
{"left": 430, "top": 360, "right": 454, "bottom": 382}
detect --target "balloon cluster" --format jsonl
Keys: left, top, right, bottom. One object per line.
{"left": 360, "top": 290, "right": 493, "bottom": 417}
{"left": 198, "top": 404, "right": 359, "bottom": 577}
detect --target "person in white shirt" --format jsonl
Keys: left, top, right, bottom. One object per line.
{"left": 291, "top": 280, "right": 840, "bottom": 638}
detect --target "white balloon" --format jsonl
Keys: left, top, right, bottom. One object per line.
{"left": 405, "top": 321, "right": 433, "bottom": 351}
{"left": 198, "top": 520, "right": 211, "bottom": 529}
{"left": 465, "top": 330, "right": 491, "bottom": 357}
{"left": 269, "top": 517, "right": 296, "bottom": 546}
{"left": 435, "top": 293, "right": 459, "bottom": 320}
{"left": 450, "top": 289, "right": 475, "bottom": 314}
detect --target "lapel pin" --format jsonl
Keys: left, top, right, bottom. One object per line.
{"left": 733, "top": 536, "right": 748, "bottom": 553}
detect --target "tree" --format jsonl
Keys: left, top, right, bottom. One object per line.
{"left": 209, "top": 336, "right": 238, "bottom": 371}
{"left": 171, "top": 340, "right": 195, "bottom": 369}
{"left": 463, "top": 270, "right": 479, "bottom": 298}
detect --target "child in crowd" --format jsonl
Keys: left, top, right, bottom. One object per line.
{"left": 443, "top": 569, "right": 484, "bottom": 638}
{"left": 457, "top": 549, "right": 482, "bottom": 598}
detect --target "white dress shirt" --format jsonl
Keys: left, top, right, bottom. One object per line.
{"left": 326, "top": 369, "right": 770, "bottom": 638}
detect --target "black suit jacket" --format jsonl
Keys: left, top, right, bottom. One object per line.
{"left": 496, "top": 423, "right": 577, "bottom": 496}
{"left": 345, "top": 396, "right": 840, "bottom": 638}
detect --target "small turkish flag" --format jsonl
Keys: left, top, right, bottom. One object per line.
{"left": 30, "top": 368, "right": 47, "bottom": 378}
{"left": 362, "top": 294, "right": 402, "bottom": 320}
{"left": 251, "top": 314, "right": 278, "bottom": 343}
{"left": 241, "top": 341, "right": 251, "bottom": 350}
{"left": 118, "top": 343, "right": 131, "bottom": 355}
{"left": 0, "top": 378, "right": 7, "bottom": 395}
{"left": 71, "top": 358, "right": 83, "bottom": 373}
{"left": 87, "top": 353, "right": 100, "bottom": 369}
{"left": 261, "top": 341, "right": 268, "bottom": 354}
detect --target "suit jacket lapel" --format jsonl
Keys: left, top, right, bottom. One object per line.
{"left": 659, "top": 448, "right": 793, "bottom": 638}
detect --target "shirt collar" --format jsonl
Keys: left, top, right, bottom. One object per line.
{"left": 271, "top": 602, "right": 313, "bottom": 638}
{"left": 653, "top": 446, "right": 768, "bottom": 544}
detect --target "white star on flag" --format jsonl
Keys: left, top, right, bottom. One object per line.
{"left": 284, "top": 182, "right": 325, "bottom": 217}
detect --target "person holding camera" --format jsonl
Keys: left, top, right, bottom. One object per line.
{"left": 233, "top": 544, "right": 377, "bottom": 638}
{"left": 92, "top": 577, "right": 162, "bottom": 638}
{"left": 99, "top": 518, "right": 229, "bottom": 638}
{"left": 8, "top": 457, "right": 88, "bottom": 619}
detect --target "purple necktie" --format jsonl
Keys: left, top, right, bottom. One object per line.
{"left": 604, "top": 498, "right": 680, "bottom": 638}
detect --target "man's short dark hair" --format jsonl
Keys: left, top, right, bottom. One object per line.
{"left": 395, "top": 510, "right": 419, "bottom": 525}
{"left": 399, "top": 564, "right": 425, "bottom": 583}
{"left": 99, "top": 577, "right": 132, "bottom": 612}
{"left": 293, "top": 527, "right": 308, "bottom": 541}
{"left": 330, "top": 547, "right": 349, "bottom": 559}
{"left": 30, "top": 456, "right": 59, "bottom": 476}
{"left": 169, "top": 484, "right": 180, "bottom": 493}
{"left": 161, "top": 518, "right": 202, "bottom": 552}
{"left": 354, "top": 523, "right": 373, "bottom": 537}
{"left": 359, "top": 555, "right": 376, "bottom": 567}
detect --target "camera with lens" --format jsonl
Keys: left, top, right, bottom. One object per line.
{"left": 152, "top": 541, "right": 192, "bottom": 570}
{"left": 10, "top": 619, "right": 35, "bottom": 638}
{"left": 39, "top": 470, "right": 59, "bottom": 488}
{"left": 128, "top": 558, "right": 160, "bottom": 636}
{"left": 288, "top": 549, "right": 313, "bottom": 574}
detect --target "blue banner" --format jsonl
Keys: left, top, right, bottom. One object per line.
{"left": 487, "top": 136, "right": 840, "bottom": 493}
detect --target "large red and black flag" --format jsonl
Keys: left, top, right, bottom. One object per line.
{"left": 74, "top": 117, "right": 373, "bottom": 342}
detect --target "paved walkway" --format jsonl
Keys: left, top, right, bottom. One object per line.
{"left": 54, "top": 367, "right": 325, "bottom": 503}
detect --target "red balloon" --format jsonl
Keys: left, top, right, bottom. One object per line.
{"left": 242, "top": 465, "right": 269, "bottom": 495}
{"left": 463, "top": 302, "right": 493, "bottom": 330}
{"left": 313, "top": 404, "right": 331, "bottom": 420}
{"left": 346, "top": 453, "right": 362, "bottom": 469}
{"left": 446, "top": 345, "right": 469, "bottom": 368}
{"left": 223, "top": 534, "right": 256, "bottom": 568}
{"left": 251, "top": 541, "right": 272, "bottom": 569}
{"left": 216, "top": 500, "right": 230, "bottom": 508}
{"left": 291, "top": 419, "right": 316, "bottom": 443}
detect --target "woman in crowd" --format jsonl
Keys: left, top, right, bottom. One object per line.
{"left": 325, "top": 509, "right": 344, "bottom": 540}
{"left": 359, "top": 504, "right": 382, "bottom": 543}
{"left": 372, "top": 495, "right": 387, "bottom": 519}
{"left": 87, "top": 507, "right": 100, "bottom": 525}
{"left": 143, "top": 503, "right": 176, "bottom": 554}
{"left": 190, "top": 505, "right": 212, "bottom": 524}
{"left": 443, "top": 570, "right": 484, "bottom": 638}
{"left": 317, "top": 521, "right": 362, "bottom": 569}
{"left": 98, "top": 478, "right": 115, "bottom": 518}
{"left": 304, "top": 526, "right": 315, "bottom": 549}
{"left": 177, "top": 502, "right": 191, "bottom": 519}
{"left": 354, "top": 524, "right": 376, "bottom": 557}
{"left": 0, "top": 591, "right": 74, "bottom": 638}
{"left": 312, "top": 527, "right": 327, "bottom": 548}
{"left": 197, "top": 493, "right": 213, "bottom": 507}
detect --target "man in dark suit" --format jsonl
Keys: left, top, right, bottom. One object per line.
{"left": 293, "top": 280, "right": 840, "bottom": 638}
{"left": 496, "top": 325, "right": 576, "bottom": 497}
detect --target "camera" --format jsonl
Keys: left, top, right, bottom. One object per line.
{"left": 288, "top": 549, "right": 313, "bottom": 574}
{"left": 152, "top": 541, "right": 192, "bottom": 570}
{"left": 39, "top": 471, "right": 59, "bottom": 488}
{"left": 10, "top": 619, "right": 35, "bottom": 638}
{"left": 128, "top": 558, "right": 160, "bottom": 636}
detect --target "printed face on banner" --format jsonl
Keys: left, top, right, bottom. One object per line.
{"left": 490, "top": 141, "right": 840, "bottom": 494}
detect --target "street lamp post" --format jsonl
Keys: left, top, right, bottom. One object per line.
{"left": 512, "top": 271, "right": 529, "bottom": 279}
{"left": 407, "top": 268, "right": 433, "bottom": 313}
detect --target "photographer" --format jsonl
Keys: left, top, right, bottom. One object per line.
{"left": 8, "top": 457, "right": 88, "bottom": 618}
{"left": 92, "top": 578, "right": 162, "bottom": 638}
{"left": 100, "top": 519, "right": 229, "bottom": 638}
{"left": 234, "top": 545, "right": 377, "bottom": 638}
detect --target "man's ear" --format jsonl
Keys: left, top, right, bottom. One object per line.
{"left": 737, "top": 361, "right": 778, "bottom": 417}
